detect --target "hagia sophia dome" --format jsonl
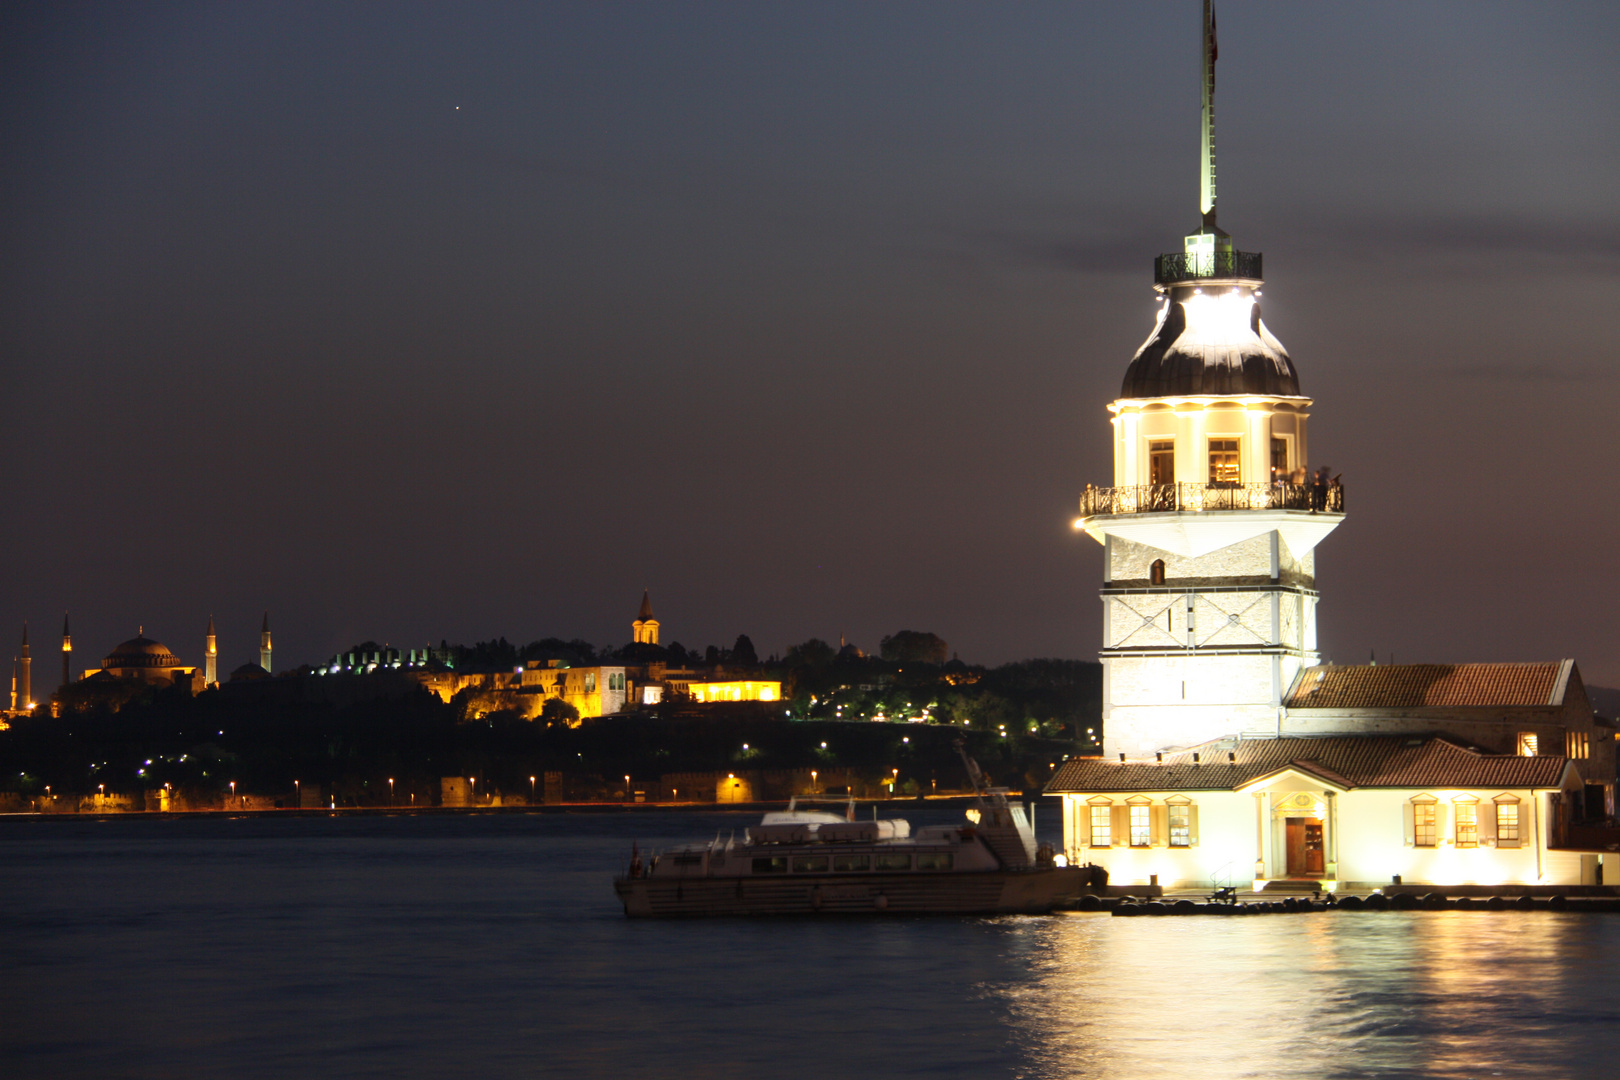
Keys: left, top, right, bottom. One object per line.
{"left": 101, "top": 631, "right": 183, "bottom": 671}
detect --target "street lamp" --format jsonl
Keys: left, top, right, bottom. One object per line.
{"left": 530, "top": 776, "right": 537, "bottom": 803}
{"left": 625, "top": 774, "right": 631, "bottom": 803}
{"left": 388, "top": 778, "right": 394, "bottom": 806}
{"left": 294, "top": 779, "right": 300, "bottom": 806}
{"left": 891, "top": 768, "right": 899, "bottom": 797}
{"left": 230, "top": 781, "right": 236, "bottom": 805}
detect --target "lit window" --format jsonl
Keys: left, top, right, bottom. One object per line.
{"left": 1566, "top": 731, "right": 1589, "bottom": 760}
{"left": 1130, "top": 805, "right": 1151, "bottom": 847}
{"left": 1150, "top": 559, "right": 1166, "bottom": 586}
{"left": 1149, "top": 440, "right": 1175, "bottom": 485}
{"left": 1496, "top": 802, "right": 1520, "bottom": 846}
{"left": 1169, "top": 803, "right": 1191, "bottom": 847}
{"left": 1414, "top": 802, "right": 1437, "bottom": 847}
{"left": 1208, "top": 439, "right": 1240, "bottom": 485}
{"left": 1271, "top": 437, "right": 1288, "bottom": 480}
{"left": 1455, "top": 802, "right": 1478, "bottom": 848}
{"left": 1089, "top": 804, "right": 1112, "bottom": 847}
{"left": 1517, "top": 732, "right": 1538, "bottom": 757}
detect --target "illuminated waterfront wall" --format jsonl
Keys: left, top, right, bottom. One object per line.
{"left": 1059, "top": 773, "right": 1597, "bottom": 890}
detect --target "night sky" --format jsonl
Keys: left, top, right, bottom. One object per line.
{"left": 4, "top": 2, "right": 1618, "bottom": 683}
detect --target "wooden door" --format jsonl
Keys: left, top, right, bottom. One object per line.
{"left": 1304, "top": 823, "right": 1325, "bottom": 874}
{"left": 1285, "top": 818, "right": 1307, "bottom": 875}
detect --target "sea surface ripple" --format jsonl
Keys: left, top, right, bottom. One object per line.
{"left": 2, "top": 810, "right": 1616, "bottom": 1079}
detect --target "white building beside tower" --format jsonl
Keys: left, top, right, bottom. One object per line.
{"left": 1047, "top": 1, "right": 1614, "bottom": 893}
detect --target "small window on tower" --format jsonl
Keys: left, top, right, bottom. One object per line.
{"left": 1150, "top": 559, "right": 1166, "bottom": 585}
{"left": 1271, "top": 437, "right": 1288, "bottom": 480}
{"left": 1208, "top": 440, "right": 1240, "bottom": 486}
{"left": 1149, "top": 441, "right": 1175, "bottom": 486}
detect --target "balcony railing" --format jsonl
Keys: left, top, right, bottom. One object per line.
{"left": 1079, "top": 481, "right": 1344, "bottom": 517}
{"left": 1154, "top": 249, "right": 1263, "bottom": 285}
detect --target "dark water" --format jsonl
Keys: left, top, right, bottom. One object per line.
{"left": 3, "top": 809, "right": 1618, "bottom": 1080}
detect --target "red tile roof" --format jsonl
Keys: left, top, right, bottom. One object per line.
{"left": 1045, "top": 735, "right": 1570, "bottom": 794}
{"left": 1284, "top": 663, "right": 1568, "bottom": 710}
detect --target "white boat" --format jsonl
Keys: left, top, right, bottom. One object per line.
{"left": 613, "top": 748, "right": 1084, "bottom": 917}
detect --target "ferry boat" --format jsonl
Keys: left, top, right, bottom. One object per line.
{"left": 613, "top": 748, "right": 1085, "bottom": 917}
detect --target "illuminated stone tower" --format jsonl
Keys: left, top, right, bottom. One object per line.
{"left": 205, "top": 614, "right": 218, "bottom": 686}
{"left": 16, "top": 623, "right": 31, "bottom": 711}
{"left": 1075, "top": 0, "right": 1344, "bottom": 759}
{"left": 61, "top": 614, "right": 72, "bottom": 690}
{"left": 259, "top": 612, "right": 272, "bottom": 673}
{"left": 632, "top": 590, "right": 659, "bottom": 646}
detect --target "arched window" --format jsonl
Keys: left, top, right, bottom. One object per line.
{"left": 1150, "top": 559, "right": 1166, "bottom": 585}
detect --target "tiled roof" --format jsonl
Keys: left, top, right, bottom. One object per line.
{"left": 1045, "top": 735, "right": 1570, "bottom": 794}
{"left": 1283, "top": 662, "right": 1568, "bottom": 710}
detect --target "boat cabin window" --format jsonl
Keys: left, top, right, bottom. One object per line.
{"left": 874, "top": 853, "right": 912, "bottom": 871}
{"left": 671, "top": 853, "right": 703, "bottom": 866}
{"left": 792, "top": 855, "right": 829, "bottom": 873}
{"left": 916, "top": 853, "right": 953, "bottom": 871}
{"left": 832, "top": 854, "right": 870, "bottom": 872}
{"left": 752, "top": 856, "right": 788, "bottom": 874}
{"left": 1149, "top": 440, "right": 1174, "bottom": 485}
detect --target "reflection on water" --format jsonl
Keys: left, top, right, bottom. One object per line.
{"left": 1003, "top": 911, "right": 1620, "bottom": 1079}
{"left": 4, "top": 813, "right": 1620, "bottom": 1079}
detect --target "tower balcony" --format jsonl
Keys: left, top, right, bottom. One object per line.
{"left": 1154, "top": 249, "right": 1263, "bottom": 286}
{"left": 1079, "top": 481, "right": 1343, "bottom": 518}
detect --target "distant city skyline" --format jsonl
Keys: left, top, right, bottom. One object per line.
{"left": 4, "top": 2, "right": 1618, "bottom": 681}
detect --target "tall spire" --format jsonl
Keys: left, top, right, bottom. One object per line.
{"left": 17, "top": 622, "right": 31, "bottom": 710}
{"left": 1200, "top": 0, "right": 1218, "bottom": 226}
{"left": 205, "top": 614, "right": 218, "bottom": 687}
{"left": 61, "top": 613, "right": 72, "bottom": 690}
{"left": 632, "top": 590, "right": 660, "bottom": 646}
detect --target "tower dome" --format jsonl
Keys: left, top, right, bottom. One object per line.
{"left": 1121, "top": 287, "right": 1299, "bottom": 399}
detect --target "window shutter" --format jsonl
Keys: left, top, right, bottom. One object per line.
{"left": 1188, "top": 804, "right": 1200, "bottom": 846}
{"left": 1479, "top": 802, "right": 1497, "bottom": 844}
{"left": 1435, "top": 802, "right": 1449, "bottom": 844}
{"left": 1402, "top": 801, "right": 1415, "bottom": 846}
{"left": 1151, "top": 805, "right": 1168, "bottom": 847}
{"left": 1111, "top": 804, "right": 1129, "bottom": 847}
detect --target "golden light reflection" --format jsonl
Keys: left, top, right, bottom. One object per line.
{"left": 998, "top": 912, "right": 1594, "bottom": 1079}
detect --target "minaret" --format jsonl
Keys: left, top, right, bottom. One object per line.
{"left": 631, "top": 590, "right": 659, "bottom": 646}
{"left": 17, "top": 623, "right": 31, "bottom": 710}
{"left": 205, "top": 615, "right": 218, "bottom": 686}
{"left": 61, "top": 614, "right": 72, "bottom": 689}
{"left": 259, "top": 612, "right": 272, "bottom": 673}
{"left": 1074, "top": 0, "right": 1344, "bottom": 759}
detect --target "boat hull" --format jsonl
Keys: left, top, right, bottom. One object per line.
{"left": 613, "top": 867, "right": 1085, "bottom": 917}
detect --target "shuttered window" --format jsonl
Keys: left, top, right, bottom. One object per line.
{"left": 1454, "top": 803, "right": 1478, "bottom": 848}
{"left": 1129, "top": 805, "right": 1151, "bottom": 847}
{"left": 1088, "top": 804, "right": 1112, "bottom": 847}
{"left": 1414, "top": 803, "right": 1437, "bottom": 847}
{"left": 1496, "top": 801, "right": 1521, "bottom": 847}
{"left": 1169, "top": 804, "right": 1191, "bottom": 847}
